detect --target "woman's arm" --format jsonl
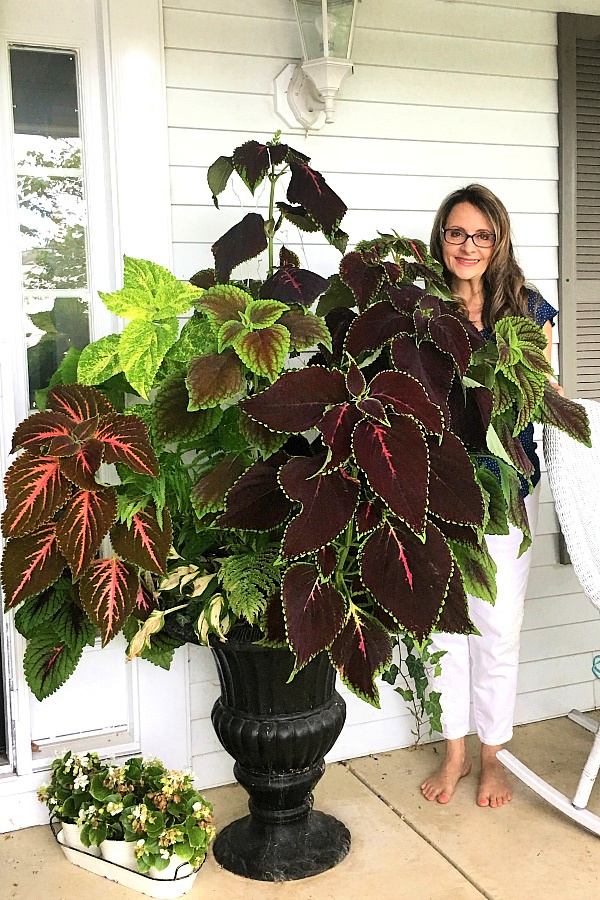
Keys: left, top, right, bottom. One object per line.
{"left": 542, "top": 320, "right": 565, "bottom": 395}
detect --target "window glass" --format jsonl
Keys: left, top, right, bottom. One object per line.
{"left": 10, "top": 47, "right": 90, "bottom": 405}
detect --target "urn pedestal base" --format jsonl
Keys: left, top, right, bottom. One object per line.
{"left": 210, "top": 629, "right": 350, "bottom": 882}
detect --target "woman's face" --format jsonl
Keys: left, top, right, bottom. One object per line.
{"left": 442, "top": 201, "right": 495, "bottom": 286}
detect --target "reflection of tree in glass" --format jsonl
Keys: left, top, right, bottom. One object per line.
{"left": 18, "top": 144, "right": 87, "bottom": 290}
{"left": 27, "top": 296, "right": 89, "bottom": 406}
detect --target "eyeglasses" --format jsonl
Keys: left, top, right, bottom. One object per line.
{"left": 442, "top": 228, "right": 496, "bottom": 248}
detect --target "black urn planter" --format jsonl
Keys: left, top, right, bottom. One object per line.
{"left": 209, "top": 627, "right": 351, "bottom": 881}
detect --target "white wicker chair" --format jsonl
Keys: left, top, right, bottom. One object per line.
{"left": 497, "top": 399, "right": 600, "bottom": 835}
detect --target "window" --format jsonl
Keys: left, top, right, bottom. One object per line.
{"left": 10, "top": 47, "right": 91, "bottom": 407}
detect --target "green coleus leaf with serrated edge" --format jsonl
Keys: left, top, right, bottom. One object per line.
{"left": 14, "top": 578, "right": 72, "bottom": 638}
{"left": 196, "top": 284, "right": 249, "bottom": 335}
{"left": 207, "top": 155, "right": 234, "bottom": 208}
{"left": 476, "top": 465, "right": 510, "bottom": 536}
{"left": 77, "top": 333, "right": 122, "bottom": 386}
{"left": 245, "top": 299, "right": 288, "bottom": 328}
{"left": 512, "top": 365, "right": 546, "bottom": 434}
{"left": 122, "top": 617, "right": 184, "bottom": 670}
{"left": 152, "top": 374, "right": 223, "bottom": 444}
{"left": 119, "top": 318, "right": 180, "bottom": 399}
{"left": 534, "top": 383, "right": 591, "bottom": 446}
{"left": 279, "top": 309, "right": 332, "bottom": 352}
{"left": 493, "top": 370, "right": 520, "bottom": 414}
{"left": 53, "top": 599, "right": 97, "bottom": 649}
{"left": 450, "top": 540, "right": 497, "bottom": 605}
{"left": 233, "top": 324, "right": 290, "bottom": 381}
{"left": 23, "top": 633, "right": 85, "bottom": 700}
{"left": 498, "top": 459, "right": 531, "bottom": 556}
{"left": 99, "top": 257, "right": 200, "bottom": 321}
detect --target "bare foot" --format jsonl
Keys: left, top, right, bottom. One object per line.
{"left": 478, "top": 744, "right": 511, "bottom": 807}
{"left": 421, "top": 738, "right": 472, "bottom": 804}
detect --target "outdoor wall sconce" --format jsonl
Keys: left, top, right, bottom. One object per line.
{"left": 274, "top": 0, "right": 359, "bottom": 131}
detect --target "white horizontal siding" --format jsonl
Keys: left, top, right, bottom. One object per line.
{"left": 162, "top": 0, "right": 595, "bottom": 781}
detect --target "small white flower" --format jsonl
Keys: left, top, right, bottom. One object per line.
{"left": 136, "top": 839, "right": 146, "bottom": 847}
{"left": 160, "top": 849, "right": 170, "bottom": 859}
{"left": 192, "top": 801, "right": 203, "bottom": 812}
{"left": 73, "top": 773, "right": 89, "bottom": 790}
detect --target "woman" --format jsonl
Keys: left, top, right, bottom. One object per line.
{"left": 421, "top": 185, "right": 562, "bottom": 809}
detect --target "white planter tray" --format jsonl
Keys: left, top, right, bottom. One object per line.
{"left": 55, "top": 829, "right": 200, "bottom": 899}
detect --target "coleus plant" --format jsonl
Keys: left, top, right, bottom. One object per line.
{"left": 0, "top": 384, "right": 169, "bottom": 698}
{"left": 0, "top": 136, "right": 350, "bottom": 698}
{"left": 212, "top": 234, "right": 591, "bottom": 704}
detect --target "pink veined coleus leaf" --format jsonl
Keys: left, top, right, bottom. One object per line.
{"left": 317, "top": 403, "right": 362, "bottom": 472}
{"left": 58, "top": 439, "right": 104, "bottom": 491}
{"left": 368, "top": 371, "right": 444, "bottom": 435}
{"left": 1, "top": 524, "right": 67, "bottom": 609}
{"left": 10, "top": 410, "right": 73, "bottom": 454}
{"left": 2, "top": 454, "right": 72, "bottom": 538}
{"left": 47, "top": 383, "right": 115, "bottom": 423}
{"left": 110, "top": 504, "right": 172, "bottom": 576}
{"left": 329, "top": 612, "right": 393, "bottom": 706}
{"left": 94, "top": 413, "right": 159, "bottom": 476}
{"left": 56, "top": 487, "right": 118, "bottom": 579}
{"left": 79, "top": 557, "right": 140, "bottom": 645}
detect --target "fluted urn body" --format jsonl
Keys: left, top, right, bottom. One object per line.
{"left": 210, "top": 627, "right": 350, "bottom": 881}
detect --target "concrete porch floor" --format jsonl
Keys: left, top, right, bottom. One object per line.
{"left": 3, "top": 714, "right": 600, "bottom": 899}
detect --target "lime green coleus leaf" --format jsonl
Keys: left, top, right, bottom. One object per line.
{"left": 166, "top": 314, "right": 217, "bottom": 362}
{"left": 99, "top": 257, "right": 200, "bottom": 321}
{"left": 77, "top": 333, "right": 122, "bottom": 385}
{"left": 233, "top": 324, "right": 290, "bottom": 381}
{"left": 119, "top": 318, "right": 180, "bottom": 399}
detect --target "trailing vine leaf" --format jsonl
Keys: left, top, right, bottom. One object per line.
{"left": 23, "top": 633, "right": 85, "bottom": 700}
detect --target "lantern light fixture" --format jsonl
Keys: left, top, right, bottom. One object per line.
{"left": 274, "top": 0, "right": 359, "bottom": 131}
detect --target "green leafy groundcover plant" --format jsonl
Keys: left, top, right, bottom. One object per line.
{"left": 1, "top": 136, "right": 591, "bottom": 709}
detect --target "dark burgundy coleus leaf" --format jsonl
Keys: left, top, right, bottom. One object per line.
{"left": 2, "top": 454, "right": 72, "bottom": 538}
{"left": 356, "top": 397, "right": 389, "bottom": 424}
{"left": 211, "top": 212, "right": 268, "bottom": 282}
{"left": 191, "top": 452, "right": 248, "bottom": 516}
{"left": 320, "top": 307, "right": 356, "bottom": 366}
{"left": 279, "top": 454, "right": 360, "bottom": 557}
{"left": 240, "top": 412, "right": 289, "bottom": 455}
{"left": 241, "top": 366, "right": 347, "bottom": 432}
{"left": 189, "top": 268, "right": 216, "bottom": 289}
{"left": 276, "top": 202, "right": 320, "bottom": 234}
{"left": 72, "top": 416, "right": 100, "bottom": 443}
{"left": 263, "top": 589, "right": 287, "bottom": 644}
{"left": 232, "top": 140, "right": 286, "bottom": 193}
{"left": 537, "top": 382, "right": 591, "bottom": 445}
{"left": 259, "top": 267, "right": 328, "bottom": 307}
{"left": 426, "top": 432, "right": 485, "bottom": 527}
{"left": 346, "top": 361, "right": 366, "bottom": 398}
{"left": 368, "top": 371, "right": 444, "bottom": 435}
{"left": 110, "top": 504, "right": 172, "bottom": 576}
{"left": 418, "top": 294, "right": 447, "bottom": 319}
{"left": 436, "top": 564, "right": 474, "bottom": 634}
{"left": 355, "top": 500, "right": 383, "bottom": 536}
{"left": 317, "top": 403, "right": 362, "bottom": 471}
{"left": 391, "top": 335, "right": 455, "bottom": 411}
{"left": 217, "top": 457, "right": 293, "bottom": 530}
{"left": 353, "top": 415, "right": 429, "bottom": 534}
{"left": 361, "top": 520, "right": 453, "bottom": 640}
{"left": 447, "top": 381, "right": 492, "bottom": 452}
{"left": 385, "top": 282, "right": 424, "bottom": 313}
{"left": 287, "top": 161, "right": 347, "bottom": 240}
{"left": 430, "top": 514, "right": 480, "bottom": 548}
{"left": 1, "top": 524, "right": 67, "bottom": 610}
{"left": 493, "top": 418, "right": 534, "bottom": 477}
{"left": 329, "top": 613, "right": 393, "bottom": 705}
{"left": 428, "top": 314, "right": 473, "bottom": 375}
{"left": 340, "top": 252, "right": 385, "bottom": 311}
{"left": 47, "top": 384, "right": 114, "bottom": 424}
{"left": 316, "top": 545, "right": 337, "bottom": 579}
{"left": 445, "top": 307, "right": 485, "bottom": 351}
{"left": 283, "top": 563, "right": 346, "bottom": 667}
{"left": 279, "top": 246, "right": 301, "bottom": 268}
{"left": 382, "top": 261, "right": 404, "bottom": 285}
{"left": 344, "top": 301, "right": 413, "bottom": 358}
{"left": 59, "top": 439, "right": 103, "bottom": 491}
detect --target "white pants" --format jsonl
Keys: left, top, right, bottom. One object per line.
{"left": 430, "top": 483, "right": 540, "bottom": 746}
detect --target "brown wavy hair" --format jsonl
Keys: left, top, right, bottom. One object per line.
{"left": 429, "top": 184, "right": 533, "bottom": 330}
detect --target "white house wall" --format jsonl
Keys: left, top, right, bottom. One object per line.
{"left": 162, "top": 0, "right": 600, "bottom": 786}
